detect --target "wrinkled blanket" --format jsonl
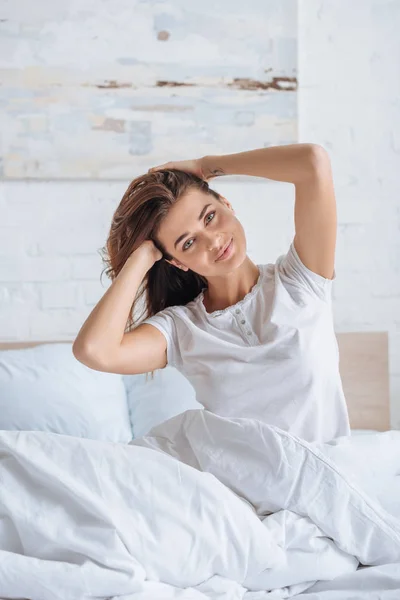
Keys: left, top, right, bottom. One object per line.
{"left": 0, "top": 409, "right": 399, "bottom": 599}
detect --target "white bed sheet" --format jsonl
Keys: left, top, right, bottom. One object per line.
{"left": 114, "top": 562, "right": 400, "bottom": 599}
{"left": 0, "top": 414, "right": 399, "bottom": 600}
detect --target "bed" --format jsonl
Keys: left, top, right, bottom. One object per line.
{"left": 0, "top": 332, "right": 398, "bottom": 600}
{"left": 0, "top": 330, "right": 391, "bottom": 431}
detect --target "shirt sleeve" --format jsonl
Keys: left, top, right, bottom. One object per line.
{"left": 277, "top": 240, "right": 336, "bottom": 303}
{"left": 141, "top": 307, "right": 180, "bottom": 368}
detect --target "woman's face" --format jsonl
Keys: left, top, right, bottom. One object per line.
{"left": 156, "top": 188, "right": 247, "bottom": 277}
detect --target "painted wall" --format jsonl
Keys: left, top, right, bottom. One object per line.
{"left": 1, "top": 0, "right": 296, "bottom": 178}
{"left": 1, "top": 0, "right": 399, "bottom": 427}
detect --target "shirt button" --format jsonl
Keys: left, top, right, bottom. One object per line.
{"left": 241, "top": 320, "right": 246, "bottom": 324}
{"left": 235, "top": 309, "right": 240, "bottom": 314}
{"left": 246, "top": 331, "right": 251, "bottom": 335}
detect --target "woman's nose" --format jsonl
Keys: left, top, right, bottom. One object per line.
{"left": 207, "top": 234, "right": 224, "bottom": 253}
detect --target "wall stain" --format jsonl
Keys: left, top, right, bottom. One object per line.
{"left": 93, "top": 118, "right": 126, "bottom": 132}
{"left": 156, "top": 81, "right": 195, "bottom": 87}
{"left": 86, "top": 78, "right": 296, "bottom": 91}
{"left": 96, "top": 80, "right": 132, "bottom": 89}
{"left": 157, "top": 30, "right": 170, "bottom": 41}
{"left": 228, "top": 77, "right": 297, "bottom": 91}
{"left": 156, "top": 78, "right": 296, "bottom": 91}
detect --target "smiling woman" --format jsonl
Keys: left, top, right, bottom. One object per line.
{"left": 73, "top": 143, "right": 350, "bottom": 445}
{"left": 94, "top": 162, "right": 262, "bottom": 330}
{"left": 153, "top": 182, "right": 260, "bottom": 314}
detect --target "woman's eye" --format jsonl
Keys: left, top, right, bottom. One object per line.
{"left": 183, "top": 211, "right": 216, "bottom": 251}
{"left": 205, "top": 211, "right": 215, "bottom": 224}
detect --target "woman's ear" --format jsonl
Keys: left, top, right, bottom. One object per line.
{"left": 219, "top": 195, "right": 235, "bottom": 214}
{"left": 165, "top": 257, "right": 189, "bottom": 272}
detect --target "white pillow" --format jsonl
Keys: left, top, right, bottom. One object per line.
{"left": 123, "top": 366, "right": 202, "bottom": 438}
{"left": 0, "top": 343, "right": 132, "bottom": 443}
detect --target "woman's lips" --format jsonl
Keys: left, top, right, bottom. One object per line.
{"left": 216, "top": 238, "right": 234, "bottom": 261}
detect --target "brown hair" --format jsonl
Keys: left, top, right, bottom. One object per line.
{"left": 100, "top": 169, "right": 222, "bottom": 334}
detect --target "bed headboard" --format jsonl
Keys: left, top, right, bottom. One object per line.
{"left": 335, "top": 332, "right": 390, "bottom": 431}
{"left": 0, "top": 332, "right": 390, "bottom": 431}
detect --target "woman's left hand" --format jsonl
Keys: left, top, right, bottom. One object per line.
{"left": 148, "top": 157, "right": 214, "bottom": 182}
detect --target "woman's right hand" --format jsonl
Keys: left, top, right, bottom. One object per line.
{"left": 131, "top": 239, "right": 163, "bottom": 269}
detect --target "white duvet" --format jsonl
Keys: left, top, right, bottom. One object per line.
{"left": 0, "top": 409, "right": 399, "bottom": 600}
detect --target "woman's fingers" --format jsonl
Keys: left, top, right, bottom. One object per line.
{"left": 147, "top": 158, "right": 204, "bottom": 179}
{"left": 148, "top": 162, "right": 173, "bottom": 173}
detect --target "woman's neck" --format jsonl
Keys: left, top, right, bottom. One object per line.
{"left": 202, "top": 256, "right": 260, "bottom": 313}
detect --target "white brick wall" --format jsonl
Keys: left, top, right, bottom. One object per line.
{"left": 1, "top": 0, "right": 399, "bottom": 426}
{"left": 298, "top": 0, "right": 400, "bottom": 427}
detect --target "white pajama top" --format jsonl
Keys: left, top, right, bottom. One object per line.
{"left": 143, "top": 241, "right": 351, "bottom": 443}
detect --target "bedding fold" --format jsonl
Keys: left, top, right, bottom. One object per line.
{"left": 0, "top": 410, "right": 399, "bottom": 599}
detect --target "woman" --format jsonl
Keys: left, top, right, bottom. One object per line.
{"left": 73, "top": 143, "right": 350, "bottom": 443}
